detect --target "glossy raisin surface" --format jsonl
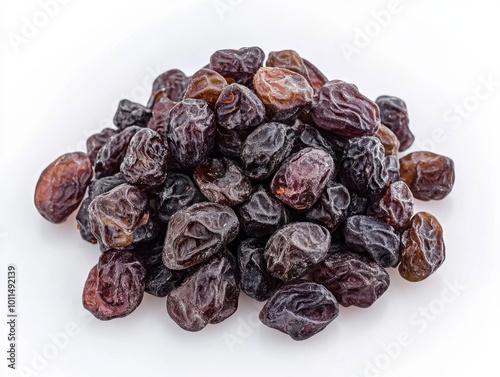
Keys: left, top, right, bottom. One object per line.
{"left": 113, "top": 99, "right": 152, "bottom": 130}
{"left": 88, "top": 173, "right": 127, "bottom": 200}
{"left": 302, "top": 58, "right": 328, "bottom": 90}
{"left": 346, "top": 193, "right": 371, "bottom": 217}
{"left": 399, "top": 151, "right": 455, "bottom": 201}
{"left": 312, "top": 252, "right": 390, "bottom": 308}
{"left": 94, "top": 126, "right": 142, "bottom": 179}
{"left": 156, "top": 173, "right": 206, "bottom": 223}
{"left": 35, "top": 152, "right": 93, "bottom": 224}
{"left": 376, "top": 95, "right": 414, "bottom": 151}
{"left": 193, "top": 158, "right": 252, "bottom": 206}
{"left": 183, "top": 68, "right": 228, "bottom": 108}
{"left": 266, "top": 50, "right": 310, "bottom": 84}
{"left": 86, "top": 128, "right": 117, "bottom": 165}
{"left": 167, "top": 252, "right": 239, "bottom": 331}
{"left": 163, "top": 202, "right": 239, "bottom": 270}
{"left": 374, "top": 124, "right": 400, "bottom": 156}
{"left": 399, "top": 212, "right": 445, "bottom": 282}
{"left": 271, "top": 148, "right": 334, "bottom": 210}
{"left": 216, "top": 126, "right": 251, "bottom": 159}
{"left": 83, "top": 250, "right": 146, "bottom": 320}
{"left": 241, "top": 122, "right": 295, "bottom": 181}
{"left": 311, "top": 80, "right": 380, "bottom": 137}
{"left": 148, "top": 69, "right": 188, "bottom": 106}
{"left": 306, "top": 181, "right": 350, "bottom": 230}
{"left": 147, "top": 96, "right": 177, "bottom": 134}
{"left": 88, "top": 183, "right": 149, "bottom": 248}
{"left": 340, "top": 136, "right": 388, "bottom": 197}
{"left": 166, "top": 99, "right": 216, "bottom": 168}
{"left": 76, "top": 198, "right": 97, "bottom": 244}
{"left": 385, "top": 155, "right": 401, "bottom": 184}
{"left": 237, "top": 238, "right": 283, "bottom": 301}
{"left": 259, "top": 281, "right": 339, "bottom": 341}
{"left": 264, "top": 222, "right": 330, "bottom": 281}
{"left": 368, "top": 181, "right": 413, "bottom": 232}
{"left": 144, "top": 259, "right": 190, "bottom": 298}
{"left": 239, "top": 185, "right": 287, "bottom": 238}
{"left": 253, "top": 67, "right": 313, "bottom": 122}
{"left": 215, "top": 83, "right": 265, "bottom": 130}
{"left": 294, "top": 122, "right": 336, "bottom": 159}
{"left": 209, "top": 47, "right": 265, "bottom": 86}
{"left": 343, "top": 215, "right": 400, "bottom": 268}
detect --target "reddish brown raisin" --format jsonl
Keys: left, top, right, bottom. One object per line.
{"left": 374, "top": 124, "right": 400, "bottom": 156}
{"left": 183, "top": 68, "right": 228, "bottom": 108}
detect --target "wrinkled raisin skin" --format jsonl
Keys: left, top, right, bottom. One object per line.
{"left": 306, "top": 181, "right": 350, "bottom": 230}
{"left": 271, "top": 148, "right": 334, "bottom": 210}
{"left": 86, "top": 128, "right": 117, "bottom": 165}
{"left": 35, "top": 152, "right": 93, "bottom": 224}
{"left": 82, "top": 250, "right": 146, "bottom": 320}
{"left": 266, "top": 50, "right": 311, "bottom": 84}
{"left": 385, "top": 155, "right": 401, "bottom": 184}
{"left": 148, "top": 97, "right": 177, "bottom": 134}
{"left": 163, "top": 202, "right": 239, "bottom": 270}
{"left": 183, "top": 68, "right": 228, "bottom": 108}
{"left": 399, "top": 212, "right": 445, "bottom": 282}
{"left": 264, "top": 222, "right": 330, "bottom": 281}
{"left": 312, "top": 252, "right": 390, "bottom": 308}
{"left": 311, "top": 80, "right": 380, "bottom": 137}
{"left": 113, "top": 99, "right": 152, "bottom": 130}
{"left": 76, "top": 198, "right": 97, "bottom": 244}
{"left": 88, "top": 173, "right": 127, "bottom": 200}
{"left": 259, "top": 281, "right": 339, "bottom": 341}
{"left": 399, "top": 151, "right": 455, "bottom": 201}
{"left": 209, "top": 47, "right": 265, "bottom": 86}
{"left": 374, "top": 124, "right": 400, "bottom": 156}
{"left": 193, "top": 158, "right": 252, "bottom": 207}
{"left": 376, "top": 95, "right": 414, "bottom": 151}
{"left": 148, "top": 69, "right": 188, "bottom": 106}
{"left": 167, "top": 252, "right": 239, "bottom": 331}
{"left": 343, "top": 215, "right": 400, "bottom": 268}
{"left": 302, "top": 58, "right": 328, "bottom": 90}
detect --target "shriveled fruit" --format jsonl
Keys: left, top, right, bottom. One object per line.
{"left": 302, "top": 58, "right": 328, "bottom": 90}
{"left": 271, "top": 148, "right": 334, "bottom": 210}
{"left": 163, "top": 202, "right": 239, "bottom": 270}
{"left": 264, "top": 222, "right": 330, "bottom": 281}
{"left": 399, "top": 212, "right": 445, "bottom": 282}
{"left": 312, "top": 252, "right": 390, "bottom": 308}
{"left": 86, "top": 128, "right": 117, "bottom": 165}
{"left": 88, "top": 173, "right": 127, "bottom": 200}
{"left": 76, "top": 198, "right": 97, "bottom": 244}
{"left": 266, "top": 50, "right": 310, "bottom": 84}
{"left": 385, "top": 155, "right": 401, "bottom": 184}
{"left": 148, "top": 69, "right": 188, "bottom": 106}
{"left": 259, "top": 281, "right": 339, "bottom": 340}
{"left": 35, "top": 152, "right": 93, "bottom": 224}
{"left": 183, "top": 68, "right": 228, "bottom": 108}
{"left": 306, "top": 181, "right": 350, "bottom": 230}
{"left": 399, "top": 151, "right": 455, "bottom": 201}
{"left": 147, "top": 96, "right": 177, "bottom": 134}
{"left": 167, "top": 252, "right": 239, "bottom": 331}
{"left": 375, "top": 95, "right": 414, "bottom": 151}
{"left": 209, "top": 46, "right": 265, "bottom": 86}
{"left": 82, "top": 250, "right": 146, "bottom": 320}
{"left": 113, "top": 99, "right": 152, "bottom": 130}
{"left": 374, "top": 124, "right": 400, "bottom": 156}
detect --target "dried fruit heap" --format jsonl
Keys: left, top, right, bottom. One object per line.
{"left": 34, "top": 47, "right": 455, "bottom": 340}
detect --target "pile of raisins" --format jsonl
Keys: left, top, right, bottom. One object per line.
{"left": 34, "top": 47, "right": 455, "bottom": 340}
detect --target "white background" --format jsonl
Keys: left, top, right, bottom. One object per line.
{"left": 1, "top": 1, "right": 500, "bottom": 376}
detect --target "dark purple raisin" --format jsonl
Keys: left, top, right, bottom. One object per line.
{"left": 375, "top": 95, "right": 414, "bottom": 151}
{"left": 113, "top": 99, "right": 152, "bottom": 130}
{"left": 148, "top": 69, "right": 188, "bottom": 106}
{"left": 86, "top": 128, "right": 117, "bottom": 165}
{"left": 209, "top": 47, "right": 265, "bottom": 86}
{"left": 88, "top": 173, "right": 127, "bottom": 200}
{"left": 306, "top": 181, "right": 350, "bottom": 230}
{"left": 385, "top": 155, "right": 401, "bottom": 184}
{"left": 76, "top": 198, "right": 97, "bottom": 244}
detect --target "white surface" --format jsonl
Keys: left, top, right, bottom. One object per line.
{"left": 1, "top": 1, "right": 499, "bottom": 376}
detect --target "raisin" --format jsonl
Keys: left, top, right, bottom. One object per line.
{"left": 147, "top": 96, "right": 177, "bottom": 134}
{"left": 163, "top": 202, "right": 239, "bottom": 270}
{"left": 130, "top": 212, "right": 161, "bottom": 246}
{"left": 306, "top": 181, "right": 350, "bottom": 230}
{"left": 238, "top": 185, "right": 287, "bottom": 238}
{"left": 385, "top": 155, "right": 401, "bottom": 184}
{"left": 346, "top": 192, "right": 371, "bottom": 217}
{"left": 399, "top": 212, "right": 445, "bottom": 282}
{"left": 241, "top": 122, "right": 295, "bottom": 181}
{"left": 271, "top": 148, "right": 334, "bottom": 210}
{"left": 148, "top": 69, "right": 188, "bottom": 107}
{"left": 167, "top": 251, "right": 239, "bottom": 331}
{"left": 253, "top": 67, "right": 313, "bottom": 122}
{"left": 302, "top": 58, "right": 328, "bottom": 91}
{"left": 266, "top": 50, "right": 311, "bottom": 84}
{"left": 343, "top": 215, "right": 400, "bottom": 268}
{"left": 311, "top": 80, "right": 380, "bottom": 137}
{"left": 94, "top": 126, "right": 142, "bottom": 179}
{"left": 88, "top": 173, "right": 127, "bottom": 200}
{"left": 375, "top": 95, "right": 414, "bottom": 151}
{"left": 294, "top": 122, "right": 336, "bottom": 159}
{"left": 113, "top": 99, "right": 152, "bottom": 130}
{"left": 209, "top": 47, "right": 265, "bottom": 86}
{"left": 216, "top": 126, "right": 251, "bottom": 159}
{"left": 399, "top": 151, "right": 455, "bottom": 201}
{"left": 237, "top": 238, "right": 283, "bottom": 301}
{"left": 120, "top": 128, "right": 168, "bottom": 188}
{"left": 166, "top": 99, "right": 216, "bottom": 168}
{"left": 340, "top": 136, "right": 388, "bottom": 197}
{"left": 259, "top": 281, "right": 339, "bottom": 341}
{"left": 82, "top": 249, "right": 146, "bottom": 320}
{"left": 183, "top": 68, "right": 228, "bottom": 108}
{"left": 374, "top": 124, "right": 400, "bottom": 156}
{"left": 35, "top": 152, "right": 93, "bottom": 224}
{"left": 86, "top": 128, "right": 117, "bottom": 165}
{"left": 156, "top": 173, "right": 206, "bottom": 223}
{"left": 368, "top": 181, "right": 414, "bottom": 232}
{"left": 215, "top": 83, "right": 265, "bottom": 130}
{"left": 312, "top": 252, "right": 390, "bottom": 308}
{"left": 264, "top": 222, "right": 330, "bottom": 281}
{"left": 145, "top": 262, "right": 190, "bottom": 298}
{"left": 76, "top": 198, "right": 97, "bottom": 244}
{"left": 88, "top": 183, "right": 149, "bottom": 248}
